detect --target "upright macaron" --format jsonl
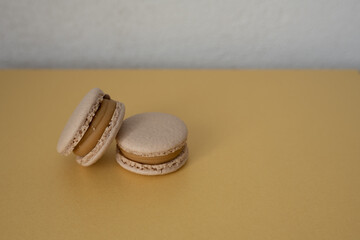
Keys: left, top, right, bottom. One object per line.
{"left": 116, "top": 112, "right": 188, "bottom": 175}
{"left": 57, "top": 88, "right": 125, "bottom": 166}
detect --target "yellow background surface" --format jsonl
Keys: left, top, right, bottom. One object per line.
{"left": 0, "top": 70, "right": 359, "bottom": 239}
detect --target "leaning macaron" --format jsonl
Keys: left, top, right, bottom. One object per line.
{"left": 57, "top": 88, "right": 125, "bottom": 166}
{"left": 116, "top": 112, "right": 188, "bottom": 175}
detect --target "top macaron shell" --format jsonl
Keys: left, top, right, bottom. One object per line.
{"left": 57, "top": 88, "right": 105, "bottom": 155}
{"left": 116, "top": 112, "right": 188, "bottom": 157}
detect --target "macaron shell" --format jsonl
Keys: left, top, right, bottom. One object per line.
{"left": 57, "top": 88, "right": 105, "bottom": 155}
{"left": 76, "top": 102, "right": 125, "bottom": 166}
{"left": 116, "top": 112, "right": 188, "bottom": 157}
{"left": 116, "top": 145, "right": 188, "bottom": 175}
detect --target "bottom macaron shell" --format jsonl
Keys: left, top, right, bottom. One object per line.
{"left": 76, "top": 102, "right": 125, "bottom": 166}
{"left": 116, "top": 145, "right": 189, "bottom": 175}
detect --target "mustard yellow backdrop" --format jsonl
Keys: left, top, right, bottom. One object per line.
{"left": 0, "top": 70, "right": 359, "bottom": 239}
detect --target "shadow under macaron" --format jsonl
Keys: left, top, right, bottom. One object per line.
{"left": 183, "top": 120, "right": 217, "bottom": 168}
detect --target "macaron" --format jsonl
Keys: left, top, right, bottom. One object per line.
{"left": 57, "top": 88, "right": 125, "bottom": 166}
{"left": 116, "top": 112, "right": 188, "bottom": 175}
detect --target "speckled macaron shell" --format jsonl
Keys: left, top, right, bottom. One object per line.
{"left": 57, "top": 88, "right": 125, "bottom": 166}
{"left": 57, "top": 88, "right": 104, "bottom": 155}
{"left": 116, "top": 145, "right": 188, "bottom": 175}
{"left": 116, "top": 112, "right": 188, "bottom": 175}
{"left": 116, "top": 112, "right": 188, "bottom": 157}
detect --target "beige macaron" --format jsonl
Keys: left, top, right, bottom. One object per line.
{"left": 57, "top": 88, "right": 125, "bottom": 166}
{"left": 116, "top": 112, "right": 188, "bottom": 175}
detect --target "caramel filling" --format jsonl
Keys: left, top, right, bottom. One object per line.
{"left": 73, "top": 99, "right": 116, "bottom": 157}
{"left": 119, "top": 146, "right": 185, "bottom": 165}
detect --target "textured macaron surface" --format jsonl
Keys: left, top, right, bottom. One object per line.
{"left": 116, "top": 145, "right": 188, "bottom": 175}
{"left": 57, "top": 88, "right": 105, "bottom": 154}
{"left": 76, "top": 102, "right": 125, "bottom": 166}
{"left": 116, "top": 112, "right": 188, "bottom": 156}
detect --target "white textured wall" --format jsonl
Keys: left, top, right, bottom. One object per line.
{"left": 0, "top": 0, "right": 359, "bottom": 68}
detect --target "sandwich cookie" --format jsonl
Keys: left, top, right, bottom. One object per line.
{"left": 57, "top": 88, "right": 125, "bottom": 166}
{"left": 116, "top": 112, "right": 188, "bottom": 175}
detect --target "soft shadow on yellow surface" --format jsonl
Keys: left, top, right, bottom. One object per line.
{"left": 0, "top": 70, "right": 360, "bottom": 240}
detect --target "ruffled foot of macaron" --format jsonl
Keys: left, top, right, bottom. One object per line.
{"left": 116, "top": 112, "right": 188, "bottom": 175}
{"left": 57, "top": 88, "right": 125, "bottom": 166}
